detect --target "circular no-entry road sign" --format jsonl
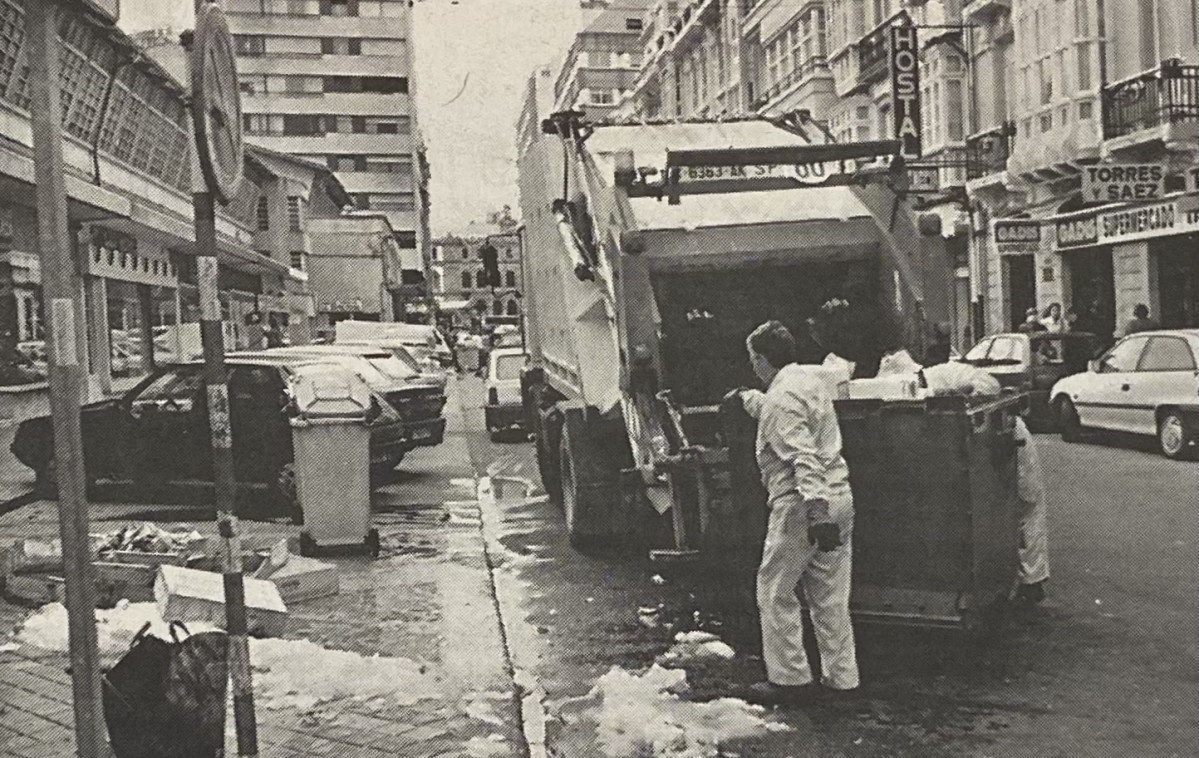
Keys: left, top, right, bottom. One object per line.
{"left": 191, "top": 2, "right": 244, "bottom": 204}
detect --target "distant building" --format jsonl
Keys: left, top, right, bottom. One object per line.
{"left": 553, "top": 0, "right": 653, "bottom": 121}
{"left": 225, "top": 0, "right": 433, "bottom": 321}
{"left": 431, "top": 210, "right": 524, "bottom": 330}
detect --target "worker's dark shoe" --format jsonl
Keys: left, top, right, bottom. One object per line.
{"left": 1016, "top": 580, "right": 1047, "bottom": 604}
{"left": 746, "top": 681, "right": 821, "bottom": 707}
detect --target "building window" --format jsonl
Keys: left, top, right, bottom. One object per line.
{"left": 505, "top": 270, "right": 516, "bottom": 287}
{"left": 17, "top": 291, "right": 43, "bottom": 342}
{"left": 462, "top": 271, "right": 472, "bottom": 288}
{"left": 365, "top": 157, "right": 413, "bottom": 174}
{"left": 462, "top": 248, "right": 469, "bottom": 260}
{"left": 288, "top": 197, "right": 302, "bottom": 231}
{"left": 282, "top": 114, "right": 324, "bottom": 136}
{"left": 323, "top": 0, "right": 356, "bottom": 17}
{"left": 506, "top": 299, "right": 518, "bottom": 316}
{"left": 394, "top": 231, "right": 417, "bottom": 248}
{"left": 290, "top": 251, "right": 307, "bottom": 271}
{"left": 234, "top": 35, "right": 266, "bottom": 57}
{"left": 256, "top": 196, "right": 269, "bottom": 230}
{"left": 476, "top": 270, "right": 487, "bottom": 287}
{"left": 505, "top": 248, "right": 513, "bottom": 260}
{"left": 626, "top": 18, "right": 642, "bottom": 31}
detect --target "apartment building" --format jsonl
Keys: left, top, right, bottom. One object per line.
{"left": 553, "top": 0, "right": 653, "bottom": 120}
{"left": 225, "top": 0, "right": 433, "bottom": 320}
{"left": 965, "top": 0, "right": 1198, "bottom": 340}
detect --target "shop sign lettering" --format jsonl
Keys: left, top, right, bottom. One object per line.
{"left": 1097, "top": 198, "right": 1199, "bottom": 244}
{"left": 1082, "top": 163, "right": 1166, "bottom": 202}
{"left": 1055, "top": 215, "right": 1098, "bottom": 249}
{"left": 889, "top": 25, "right": 922, "bottom": 159}
{"left": 995, "top": 219, "right": 1041, "bottom": 253}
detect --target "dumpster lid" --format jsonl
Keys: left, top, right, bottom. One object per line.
{"left": 288, "top": 362, "right": 371, "bottom": 420}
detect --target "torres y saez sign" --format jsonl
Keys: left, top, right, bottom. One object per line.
{"left": 889, "top": 24, "right": 922, "bottom": 159}
{"left": 994, "top": 219, "right": 1042, "bottom": 253}
{"left": 1081, "top": 163, "right": 1166, "bottom": 203}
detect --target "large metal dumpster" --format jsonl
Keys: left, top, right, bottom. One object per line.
{"left": 691, "top": 393, "right": 1023, "bottom": 641}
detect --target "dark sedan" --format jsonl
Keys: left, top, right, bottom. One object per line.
{"left": 959, "top": 331, "right": 1100, "bottom": 428}
{"left": 10, "top": 356, "right": 408, "bottom": 521}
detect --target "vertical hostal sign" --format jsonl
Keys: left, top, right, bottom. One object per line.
{"left": 890, "top": 24, "right": 921, "bottom": 159}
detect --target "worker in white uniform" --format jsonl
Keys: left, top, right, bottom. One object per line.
{"left": 732, "top": 321, "right": 859, "bottom": 705}
{"left": 920, "top": 361, "right": 1050, "bottom": 603}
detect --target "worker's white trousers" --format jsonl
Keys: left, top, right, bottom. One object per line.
{"left": 1019, "top": 495, "right": 1050, "bottom": 585}
{"left": 756, "top": 494, "right": 859, "bottom": 690}
{"left": 1013, "top": 417, "right": 1050, "bottom": 585}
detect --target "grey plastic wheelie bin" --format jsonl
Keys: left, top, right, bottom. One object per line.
{"left": 288, "top": 362, "right": 380, "bottom": 557}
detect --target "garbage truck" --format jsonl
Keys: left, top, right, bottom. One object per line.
{"left": 517, "top": 113, "right": 1022, "bottom": 632}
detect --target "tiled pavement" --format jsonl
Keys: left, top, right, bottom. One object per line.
{"left": 0, "top": 378, "right": 526, "bottom": 758}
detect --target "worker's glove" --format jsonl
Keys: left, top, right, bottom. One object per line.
{"left": 808, "top": 522, "right": 842, "bottom": 553}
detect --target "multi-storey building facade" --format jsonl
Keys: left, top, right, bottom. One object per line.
{"left": 225, "top": 0, "right": 433, "bottom": 320}
{"left": 553, "top": 0, "right": 652, "bottom": 120}
{"left": 0, "top": 1, "right": 319, "bottom": 404}
{"left": 431, "top": 214, "right": 525, "bottom": 331}
{"left": 966, "top": 0, "right": 1198, "bottom": 340}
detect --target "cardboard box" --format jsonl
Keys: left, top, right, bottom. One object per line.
{"left": 154, "top": 565, "right": 288, "bottom": 637}
{"left": 253, "top": 555, "right": 338, "bottom": 605}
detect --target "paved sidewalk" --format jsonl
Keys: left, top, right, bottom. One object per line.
{"left": 0, "top": 378, "right": 525, "bottom": 758}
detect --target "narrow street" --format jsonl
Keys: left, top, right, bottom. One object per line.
{"left": 456, "top": 375, "right": 1199, "bottom": 758}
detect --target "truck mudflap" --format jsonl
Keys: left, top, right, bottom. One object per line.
{"left": 670, "top": 393, "right": 1024, "bottom": 634}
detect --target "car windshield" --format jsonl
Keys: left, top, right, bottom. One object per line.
{"left": 365, "top": 354, "right": 419, "bottom": 381}
{"left": 495, "top": 354, "right": 526, "bottom": 380}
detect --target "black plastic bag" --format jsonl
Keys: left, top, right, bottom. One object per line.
{"left": 103, "top": 622, "right": 229, "bottom": 758}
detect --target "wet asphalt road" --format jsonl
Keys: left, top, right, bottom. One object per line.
{"left": 456, "top": 376, "right": 1198, "bottom": 758}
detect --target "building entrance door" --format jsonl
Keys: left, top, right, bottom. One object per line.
{"left": 1005, "top": 254, "right": 1036, "bottom": 331}
{"left": 1066, "top": 247, "right": 1116, "bottom": 345}
{"left": 1154, "top": 234, "right": 1198, "bottom": 329}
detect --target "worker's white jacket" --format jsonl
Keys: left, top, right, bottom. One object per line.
{"left": 744, "top": 364, "right": 852, "bottom": 523}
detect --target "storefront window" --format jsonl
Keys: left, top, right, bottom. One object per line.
{"left": 107, "top": 281, "right": 146, "bottom": 380}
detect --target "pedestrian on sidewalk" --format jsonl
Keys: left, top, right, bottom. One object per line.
{"left": 730, "top": 321, "right": 859, "bottom": 705}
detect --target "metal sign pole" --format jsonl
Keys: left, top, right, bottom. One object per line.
{"left": 186, "top": 2, "right": 259, "bottom": 754}
{"left": 26, "top": 3, "right": 108, "bottom": 757}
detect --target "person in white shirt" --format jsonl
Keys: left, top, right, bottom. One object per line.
{"left": 732, "top": 321, "right": 859, "bottom": 705}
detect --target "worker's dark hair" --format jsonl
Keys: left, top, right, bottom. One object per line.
{"left": 1133, "top": 303, "right": 1149, "bottom": 318}
{"left": 748, "top": 321, "right": 796, "bottom": 369}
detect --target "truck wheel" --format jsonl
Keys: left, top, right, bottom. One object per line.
{"left": 1057, "top": 398, "right": 1083, "bottom": 443}
{"left": 1157, "top": 411, "right": 1189, "bottom": 460}
{"left": 34, "top": 457, "right": 58, "bottom": 500}
{"left": 535, "top": 404, "right": 563, "bottom": 506}
{"left": 559, "top": 429, "right": 580, "bottom": 542}
{"left": 274, "top": 462, "right": 303, "bottom": 525}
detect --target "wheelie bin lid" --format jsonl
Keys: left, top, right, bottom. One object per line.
{"left": 288, "top": 362, "right": 371, "bottom": 421}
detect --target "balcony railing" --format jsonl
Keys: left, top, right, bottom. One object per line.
{"left": 1101, "top": 62, "right": 1199, "bottom": 140}
{"left": 965, "top": 122, "right": 1016, "bottom": 179}
{"left": 760, "top": 56, "right": 829, "bottom": 106}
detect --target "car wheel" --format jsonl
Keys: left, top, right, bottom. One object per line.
{"left": 274, "top": 462, "right": 303, "bottom": 525}
{"left": 1157, "top": 411, "right": 1189, "bottom": 460}
{"left": 1058, "top": 398, "right": 1083, "bottom": 443}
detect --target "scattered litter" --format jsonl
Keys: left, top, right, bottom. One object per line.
{"left": 156, "top": 565, "right": 288, "bottom": 638}
{"left": 586, "top": 597, "right": 595, "bottom": 603}
{"left": 586, "top": 665, "right": 788, "bottom": 757}
{"left": 637, "top": 606, "right": 662, "bottom": 628}
{"left": 0, "top": 641, "right": 19, "bottom": 653}
{"left": 651, "top": 575, "right": 666, "bottom": 586}
{"left": 548, "top": 608, "right": 558, "bottom": 616}
{"left": 94, "top": 524, "right": 206, "bottom": 558}
{"left": 466, "top": 734, "right": 509, "bottom": 758}
{"left": 656, "top": 631, "right": 736, "bottom": 666}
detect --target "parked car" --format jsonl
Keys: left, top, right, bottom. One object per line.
{"left": 485, "top": 347, "right": 529, "bottom": 441}
{"left": 260, "top": 345, "right": 447, "bottom": 455}
{"left": 9, "top": 356, "right": 407, "bottom": 520}
{"left": 333, "top": 320, "right": 454, "bottom": 369}
{"left": 959, "top": 331, "right": 1099, "bottom": 428}
{"left": 1049, "top": 329, "right": 1199, "bottom": 459}
{"left": 334, "top": 340, "right": 449, "bottom": 391}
